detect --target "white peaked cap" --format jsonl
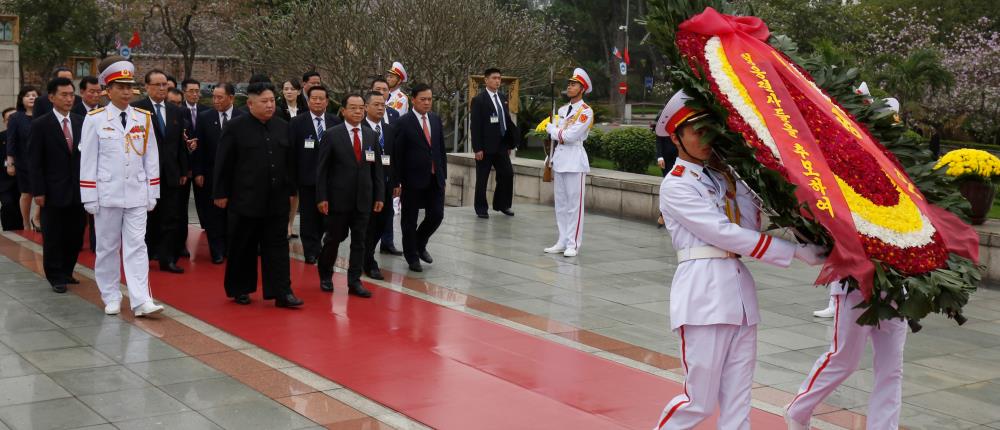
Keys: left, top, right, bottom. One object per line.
{"left": 569, "top": 68, "right": 592, "bottom": 94}
{"left": 388, "top": 61, "right": 407, "bottom": 82}
{"left": 656, "top": 89, "right": 708, "bottom": 136}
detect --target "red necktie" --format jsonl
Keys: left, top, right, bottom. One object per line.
{"left": 62, "top": 118, "right": 72, "bottom": 152}
{"left": 422, "top": 114, "right": 434, "bottom": 173}
{"left": 352, "top": 127, "right": 362, "bottom": 162}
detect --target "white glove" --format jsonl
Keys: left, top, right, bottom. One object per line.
{"left": 794, "top": 243, "right": 827, "bottom": 266}
{"left": 545, "top": 123, "right": 557, "bottom": 138}
{"left": 146, "top": 199, "right": 157, "bottom": 212}
{"left": 84, "top": 202, "right": 99, "bottom": 215}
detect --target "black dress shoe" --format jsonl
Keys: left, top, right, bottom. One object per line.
{"left": 160, "top": 262, "right": 184, "bottom": 274}
{"left": 320, "top": 280, "right": 334, "bottom": 292}
{"left": 418, "top": 250, "right": 433, "bottom": 264}
{"left": 304, "top": 256, "right": 318, "bottom": 265}
{"left": 275, "top": 294, "right": 303, "bottom": 307}
{"left": 408, "top": 261, "right": 423, "bottom": 272}
{"left": 51, "top": 284, "right": 67, "bottom": 294}
{"left": 476, "top": 212, "right": 489, "bottom": 219}
{"left": 380, "top": 246, "right": 403, "bottom": 256}
{"left": 365, "top": 268, "right": 384, "bottom": 280}
{"left": 67, "top": 278, "right": 80, "bottom": 285}
{"left": 497, "top": 208, "right": 515, "bottom": 216}
{"left": 347, "top": 283, "right": 372, "bottom": 298}
{"left": 212, "top": 256, "right": 224, "bottom": 264}
{"left": 234, "top": 294, "right": 251, "bottom": 305}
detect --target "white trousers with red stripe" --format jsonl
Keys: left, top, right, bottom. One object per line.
{"left": 553, "top": 171, "right": 585, "bottom": 250}
{"left": 786, "top": 290, "right": 906, "bottom": 429}
{"left": 94, "top": 206, "right": 154, "bottom": 310}
{"left": 654, "top": 324, "right": 757, "bottom": 430}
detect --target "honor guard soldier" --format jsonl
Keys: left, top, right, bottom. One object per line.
{"left": 79, "top": 56, "right": 165, "bottom": 317}
{"left": 385, "top": 62, "right": 409, "bottom": 115}
{"left": 653, "top": 90, "right": 825, "bottom": 430}
{"left": 543, "top": 68, "right": 592, "bottom": 257}
{"left": 784, "top": 96, "right": 907, "bottom": 430}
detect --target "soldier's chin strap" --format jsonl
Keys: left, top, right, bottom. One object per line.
{"left": 678, "top": 139, "right": 710, "bottom": 164}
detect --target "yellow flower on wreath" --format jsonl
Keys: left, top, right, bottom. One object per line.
{"left": 935, "top": 148, "right": 1000, "bottom": 181}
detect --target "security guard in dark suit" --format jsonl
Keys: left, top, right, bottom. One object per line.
{"left": 316, "top": 94, "right": 383, "bottom": 298}
{"left": 360, "top": 91, "right": 395, "bottom": 280}
{"left": 470, "top": 68, "right": 518, "bottom": 218}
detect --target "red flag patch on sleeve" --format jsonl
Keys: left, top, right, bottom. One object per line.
{"left": 670, "top": 165, "right": 685, "bottom": 177}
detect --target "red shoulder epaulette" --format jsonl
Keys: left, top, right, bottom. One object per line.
{"left": 670, "top": 165, "right": 685, "bottom": 177}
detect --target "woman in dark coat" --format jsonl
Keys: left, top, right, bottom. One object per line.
{"left": 0, "top": 107, "right": 24, "bottom": 230}
{"left": 4, "top": 86, "right": 39, "bottom": 231}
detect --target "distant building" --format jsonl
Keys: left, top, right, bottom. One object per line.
{"left": 0, "top": 14, "right": 20, "bottom": 113}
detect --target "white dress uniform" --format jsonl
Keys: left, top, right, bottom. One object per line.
{"left": 79, "top": 102, "right": 161, "bottom": 312}
{"left": 785, "top": 281, "right": 906, "bottom": 429}
{"left": 655, "top": 158, "right": 799, "bottom": 430}
{"left": 386, "top": 61, "right": 409, "bottom": 115}
{"left": 545, "top": 68, "right": 593, "bottom": 255}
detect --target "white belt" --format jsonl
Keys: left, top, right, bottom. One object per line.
{"left": 676, "top": 246, "right": 738, "bottom": 263}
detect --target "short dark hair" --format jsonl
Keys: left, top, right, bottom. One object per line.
{"left": 166, "top": 75, "right": 178, "bottom": 87}
{"left": 168, "top": 88, "right": 184, "bottom": 98}
{"left": 144, "top": 69, "right": 167, "bottom": 84}
{"left": 181, "top": 78, "right": 200, "bottom": 89}
{"left": 302, "top": 71, "right": 321, "bottom": 82}
{"left": 340, "top": 93, "right": 363, "bottom": 107}
{"left": 51, "top": 66, "right": 72, "bottom": 79}
{"left": 246, "top": 82, "right": 275, "bottom": 97}
{"left": 15, "top": 85, "right": 38, "bottom": 112}
{"left": 248, "top": 74, "right": 272, "bottom": 84}
{"left": 410, "top": 83, "right": 431, "bottom": 98}
{"left": 363, "top": 91, "right": 384, "bottom": 104}
{"left": 370, "top": 76, "right": 388, "bottom": 89}
{"left": 483, "top": 67, "right": 501, "bottom": 77}
{"left": 2, "top": 107, "right": 16, "bottom": 119}
{"left": 215, "top": 82, "right": 236, "bottom": 96}
{"left": 306, "top": 85, "right": 327, "bottom": 98}
{"left": 47, "top": 77, "right": 75, "bottom": 95}
{"left": 79, "top": 76, "right": 100, "bottom": 91}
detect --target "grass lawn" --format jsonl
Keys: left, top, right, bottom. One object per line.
{"left": 517, "top": 147, "right": 663, "bottom": 177}
{"left": 989, "top": 198, "right": 1000, "bottom": 219}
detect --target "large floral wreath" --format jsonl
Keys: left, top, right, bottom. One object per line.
{"left": 647, "top": 4, "right": 981, "bottom": 325}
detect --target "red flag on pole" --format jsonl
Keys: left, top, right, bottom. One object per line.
{"left": 623, "top": 47, "right": 631, "bottom": 65}
{"left": 128, "top": 31, "right": 142, "bottom": 49}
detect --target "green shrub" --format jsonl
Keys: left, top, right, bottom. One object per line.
{"left": 584, "top": 128, "right": 604, "bottom": 161}
{"left": 602, "top": 127, "right": 656, "bottom": 174}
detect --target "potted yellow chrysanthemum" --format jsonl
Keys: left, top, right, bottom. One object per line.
{"left": 935, "top": 148, "right": 1000, "bottom": 225}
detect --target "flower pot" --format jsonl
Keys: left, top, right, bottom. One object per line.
{"left": 959, "top": 180, "right": 995, "bottom": 225}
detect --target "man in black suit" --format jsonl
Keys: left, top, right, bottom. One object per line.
{"left": 289, "top": 85, "right": 342, "bottom": 264}
{"left": 73, "top": 76, "right": 103, "bottom": 252}
{"left": 371, "top": 77, "right": 400, "bottom": 124}
{"left": 1, "top": 108, "right": 23, "bottom": 231}
{"left": 33, "top": 67, "right": 83, "bottom": 117}
{"left": 133, "top": 69, "right": 190, "bottom": 274}
{"left": 369, "top": 77, "right": 403, "bottom": 256}
{"left": 28, "top": 78, "right": 85, "bottom": 293}
{"left": 176, "top": 78, "right": 208, "bottom": 257}
{"left": 213, "top": 82, "right": 302, "bottom": 308}
{"left": 392, "top": 83, "right": 447, "bottom": 272}
{"left": 360, "top": 91, "right": 395, "bottom": 280}
{"left": 316, "top": 94, "right": 383, "bottom": 297}
{"left": 470, "top": 68, "right": 518, "bottom": 219}
{"left": 194, "top": 83, "right": 242, "bottom": 264}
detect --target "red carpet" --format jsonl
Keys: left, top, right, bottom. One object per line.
{"left": 19, "top": 228, "right": 790, "bottom": 429}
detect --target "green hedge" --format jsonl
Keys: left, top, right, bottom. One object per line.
{"left": 602, "top": 127, "right": 657, "bottom": 174}
{"left": 584, "top": 128, "right": 604, "bottom": 160}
